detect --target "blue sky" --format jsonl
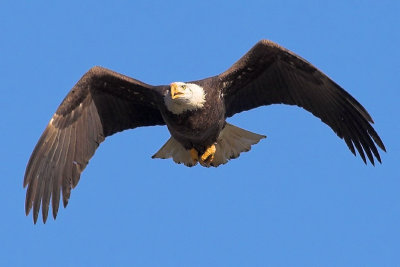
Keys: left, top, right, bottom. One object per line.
{"left": 1, "top": 0, "right": 399, "bottom": 266}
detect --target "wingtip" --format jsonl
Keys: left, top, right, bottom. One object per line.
{"left": 42, "top": 211, "right": 48, "bottom": 224}
{"left": 33, "top": 213, "right": 38, "bottom": 224}
{"left": 63, "top": 198, "right": 69, "bottom": 208}
{"left": 360, "top": 153, "right": 367, "bottom": 165}
{"left": 22, "top": 178, "right": 28, "bottom": 188}
{"left": 380, "top": 143, "right": 387, "bottom": 153}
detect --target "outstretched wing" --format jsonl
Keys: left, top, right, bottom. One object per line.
{"left": 24, "top": 66, "right": 165, "bottom": 223}
{"left": 220, "top": 40, "right": 385, "bottom": 164}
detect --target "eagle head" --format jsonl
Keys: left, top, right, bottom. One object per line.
{"left": 165, "top": 82, "right": 206, "bottom": 114}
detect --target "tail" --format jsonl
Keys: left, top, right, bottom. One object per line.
{"left": 152, "top": 123, "right": 266, "bottom": 167}
{"left": 211, "top": 123, "right": 266, "bottom": 167}
{"left": 152, "top": 137, "right": 198, "bottom": 167}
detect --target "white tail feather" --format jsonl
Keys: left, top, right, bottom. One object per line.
{"left": 211, "top": 123, "right": 266, "bottom": 167}
{"left": 152, "top": 123, "right": 266, "bottom": 167}
{"left": 152, "top": 137, "right": 197, "bottom": 167}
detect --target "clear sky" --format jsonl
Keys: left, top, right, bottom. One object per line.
{"left": 1, "top": 0, "right": 399, "bottom": 266}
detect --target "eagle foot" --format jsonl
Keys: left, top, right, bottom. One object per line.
{"left": 199, "top": 144, "right": 216, "bottom": 167}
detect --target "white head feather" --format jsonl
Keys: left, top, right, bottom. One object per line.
{"left": 164, "top": 82, "right": 206, "bottom": 114}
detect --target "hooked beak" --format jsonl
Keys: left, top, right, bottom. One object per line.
{"left": 170, "top": 83, "right": 184, "bottom": 99}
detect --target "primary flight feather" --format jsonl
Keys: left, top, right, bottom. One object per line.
{"left": 24, "top": 40, "right": 386, "bottom": 223}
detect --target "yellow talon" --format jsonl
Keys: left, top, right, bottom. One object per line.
{"left": 190, "top": 148, "right": 199, "bottom": 163}
{"left": 200, "top": 144, "right": 216, "bottom": 166}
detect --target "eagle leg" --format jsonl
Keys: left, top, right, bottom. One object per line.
{"left": 199, "top": 144, "right": 216, "bottom": 167}
{"left": 190, "top": 148, "right": 199, "bottom": 163}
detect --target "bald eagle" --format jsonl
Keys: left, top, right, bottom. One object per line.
{"left": 24, "top": 40, "right": 385, "bottom": 223}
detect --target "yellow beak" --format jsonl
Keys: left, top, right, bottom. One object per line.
{"left": 170, "top": 83, "right": 184, "bottom": 99}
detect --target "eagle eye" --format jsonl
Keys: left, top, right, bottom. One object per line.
{"left": 182, "top": 84, "right": 186, "bottom": 90}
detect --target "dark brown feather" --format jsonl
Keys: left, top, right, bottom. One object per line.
{"left": 24, "top": 66, "right": 165, "bottom": 223}
{"left": 220, "top": 40, "right": 385, "bottom": 163}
